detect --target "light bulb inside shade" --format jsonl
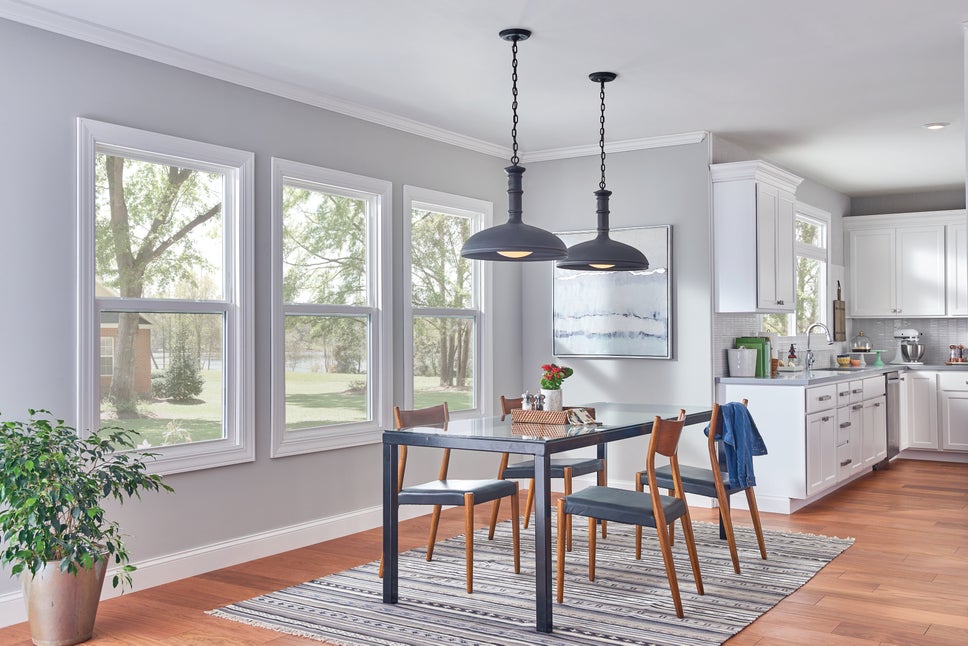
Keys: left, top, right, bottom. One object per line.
{"left": 589, "top": 263, "right": 615, "bottom": 269}
{"left": 497, "top": 250, "right": 533, "bottom": 258}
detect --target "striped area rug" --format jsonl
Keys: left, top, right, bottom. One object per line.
{"left": 209, "top": 520, "right": 853, "bottom": 645}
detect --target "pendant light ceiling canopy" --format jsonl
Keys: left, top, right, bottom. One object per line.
{"left": 556, "top": 72, "right": 649, "bottom": 272}
{"left": 461, "top": 28, "right": 567, "bottom": 262}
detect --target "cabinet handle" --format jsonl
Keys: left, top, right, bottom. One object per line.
{"left": 840, "top": 422, "right": 851, "bottom": 428}
{"left": 839, "top": 392, "right": 850, "bottom": 397}
{"left": 852, "top": 404, "right": 863, "bottom": 410}
{"left": 818, "top": 395, "right": 832, "bottom": 401}
{"left": 840, "top": 459, "right": 852, "bottom": 467}
{"left": 821, "top": 416, "right": 831, "bottom": 422}
{"left": 874, "top": 402, "right": 881, "bottom": 407}
{"left": 852, "top": 389, "right": 863, "bottom": 394}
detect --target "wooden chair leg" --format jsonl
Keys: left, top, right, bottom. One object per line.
{"left": 745, "top": 487, "right": 768, "bottom": 560}
{"left": 564, "top": 467, "right": 574, "bottom": 552}
{"left": 716, "top": 488, "right": 741, "bottom": 574}
{"left": 510, "top": 484, "right": 521, "bottom": 573}
{"left": 587, "top": 516, "right": 597, "bottom": 582}
{"left": 378, "top": 556, "right": 384, "bottom": 578}
{"left": 634, "top": 472, "right": 643, "bottom": 559}
{"left": 426, "top": 504, "right": 443, "bottom": 561}
{"left": 488, "top": 497, "right": 501, "bottom": 540}
{"left": 523, "top": 478, "right": 536, "bottom": 529}
{"left": 556, "top": 499, "right": 566, "bottom": 603}
{"left": 598, "top": 463, "right": 608, "bottom": 538}
{"left": 678, "top": 510, "right": 705, "bottom": 596}
{"left": 464, "top": 493, "right": 474, "bottom": 594}
{"left": 654, "top": 518, "right": 684, "bottom": 618}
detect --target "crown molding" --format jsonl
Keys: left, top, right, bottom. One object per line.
{"left": 522, "top": 131, "right": 708, "bottom": 163}
{"left": 710, "top": 159, "right": 804, "bottom": 193}
{"left": 0, "top": 1, "right": 510, "bottom": 158}
{"left": 0, "top": 3, "right": 707, "bottom": 163}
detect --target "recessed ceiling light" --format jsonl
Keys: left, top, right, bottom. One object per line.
{"left": 922, "top": 122, "right": 949, "bottom": 130}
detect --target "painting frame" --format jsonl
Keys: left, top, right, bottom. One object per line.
{"left": 553, "top": 225, "right": 672, "bottom": 359}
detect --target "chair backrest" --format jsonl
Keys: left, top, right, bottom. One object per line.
{"left": 707, "top": 399, "right": 749, "bottom": 474}
{"left": 644, "top": 409, "right": 687, "bottom": 526}
{"left": 393, "top": 403, "right": 449, "bottom": 490}
{"left": 394, "top": 402, "right": 449, "bottom": 429}
{"left": 499, "top": 396, "right": 523, "bottom": 421}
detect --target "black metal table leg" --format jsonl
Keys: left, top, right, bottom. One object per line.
{"left": 382, "top": 440, "right": 398, "bottom": 604}
{"left": 533, "top": 452, "right": 553, "bottom": 633}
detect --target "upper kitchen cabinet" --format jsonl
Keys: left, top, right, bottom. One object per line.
{"left": 845, "top": 211, "right": 965, "bottom": 318}
{"left": 712, "top": 160, "right": 803, "bottom": 313}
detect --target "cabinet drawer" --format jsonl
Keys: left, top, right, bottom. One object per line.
{"left": 807, "top": 384, "right": 837, "bottom": 413}
{"left": 849, "top": 380, "right": 865, "bottom": 403}
{"left": 837, "top": 443, "right": 854, "bottom": 476}
{"left": 863, "top": 375, "right": 886, "bottom": 399}
{"left": 836, "top": 382, "right": 852, "bottom": 405}
{"left": 939, "top": 372, "right": 968, "bottom": 391}
{"left": 836, "top": 412, "right": 855, "bottom": 445}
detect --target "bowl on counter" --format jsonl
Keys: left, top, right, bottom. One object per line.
{"left": 836, "top": 356, "right": 851, "bottom": 367}
{"left": 901, "top": 343, "right": 925, "bottom": 363}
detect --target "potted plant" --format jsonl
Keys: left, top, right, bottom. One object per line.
{"left": 539, "top": 363, "right": 573, "bottom": 412}
{"left": 0, "top": 409, "right": 173, "bottom": 646}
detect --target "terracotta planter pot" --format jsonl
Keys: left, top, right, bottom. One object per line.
{"left": 21, "top": 559, "right": 107, "bottom": 646}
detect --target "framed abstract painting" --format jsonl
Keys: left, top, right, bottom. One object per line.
{"left": 553, "top": 225, "right": 671, "bottom": 358}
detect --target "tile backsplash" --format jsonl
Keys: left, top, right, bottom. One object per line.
{"left": 713, "top": 313, "right": 968, "bottom": 376}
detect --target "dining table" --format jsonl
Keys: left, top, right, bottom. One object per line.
{"left": 382, "top": 401, "right": 714, "bottom": 634}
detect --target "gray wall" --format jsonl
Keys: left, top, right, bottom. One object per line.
{"left": 0, "top": 19, "right": 520, "bottom": 598}
{"left": 850, "top": 189, "right": 966, "bottom": 216}
{"left": 519, "top": 141, "right": 715, "bottom": 480}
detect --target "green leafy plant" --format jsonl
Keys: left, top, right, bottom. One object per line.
{"left": 540, "top": 363, "right": 574, "bottom": 390}
{"left": 0, "top": 409, "right": 173, "bottom": 590}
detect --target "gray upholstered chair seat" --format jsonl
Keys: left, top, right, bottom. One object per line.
{"left": 502, "top": 457, "right": 604, "bottom": 480}
{"left": 398, "top": 478, "right": 518, "bottom": 506}
{"left": 561, "top": 485, "right": 686, "bottom": 528}
{"left": 648, "top": 463, "right": 738, "bottom": 498}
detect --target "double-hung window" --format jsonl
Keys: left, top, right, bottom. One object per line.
{"left": 270, "top": 159, "right": 391, "bottom": 456}
{"left": 403, "top": 186, "right": 491, "bottom": 415}
{"left": 77, "top": 118, "right": 254, "bottom": 473}
{"left": 762, "top": 204, "right": 830, "bottom": 336}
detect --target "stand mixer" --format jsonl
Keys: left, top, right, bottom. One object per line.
{"left": 891, "top": 328, "right": 925, "bottom": 365}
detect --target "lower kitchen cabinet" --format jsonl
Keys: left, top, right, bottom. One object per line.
{"left": 939, "top": 373, "right": 968, "bottom": 451}
{"left": 806, "top": 409, "right": 836, "bottom": 495}
{"left": 904, "top": 371, "right": 940, "bottom": 449}
{"left": 863, "top": 395, "right": 888, "bottom": 466}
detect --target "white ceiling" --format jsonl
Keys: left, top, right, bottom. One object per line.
{"left": 4, "top": 0, "right": 967, "bottom": 197}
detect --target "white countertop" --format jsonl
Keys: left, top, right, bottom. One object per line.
{"left": 717, "top": 363, "right": 968, "bottom": 387}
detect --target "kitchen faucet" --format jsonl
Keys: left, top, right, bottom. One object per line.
{"left": 805, "top": 322, "right": 833, "bottom": 370}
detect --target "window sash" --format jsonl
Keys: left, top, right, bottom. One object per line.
{"left": 270, "top": 158, "right": 391, "bottom": 457}
{"left": 77, "top": 118, "right": 254, "bottom": 475}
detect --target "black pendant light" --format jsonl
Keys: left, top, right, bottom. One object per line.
{"left": 461, "top": 28, "right": 567, "bottom": 262}
{"left": 556, "top": 72, "right": 649, "bottom": 271}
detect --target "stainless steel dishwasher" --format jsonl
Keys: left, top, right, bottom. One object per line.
{"left": 878, "top": 371, "right": 901, "bottom": 469}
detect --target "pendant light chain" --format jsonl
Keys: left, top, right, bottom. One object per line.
{"left": 510, "top": 38, "right": 520, "bottom": 166}
{"left": 599, "top": 79, "right": 607, "bottom": 190}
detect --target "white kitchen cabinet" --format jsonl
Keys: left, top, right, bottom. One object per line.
{"left": 862, "top": 395, "right": 887, "bottom": 467}
{"left": 712, "top": 160, "right": 803, "bottom": 313}
{"left": 845, "top": 211, "right": 963, "bottom": 318}
{"left": 939, "top": 373, "right": 968, "bottom": 451}
{"left": 806, "top": 409, "right": 837, "bottom": 495}
{"left": 947, "top": 222, "right": 968, "bottom": 316}
{"left": 836, "top": 401, "right": 863, "bottom": 480}
{"left": 846, "top": 225, "right": 945, "bottom": 317}
{"left": 904, "top": 371, "right": 939, "bottom": 449}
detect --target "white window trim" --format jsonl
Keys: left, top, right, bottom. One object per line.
{"left": 402, "top": 185, "right": 493, "bottom": 418}
{"left": 270, "top": 158, "right": 392, "bottom": 457}
{"left": 77, "top": 118, "right": 255, "bottom": 475}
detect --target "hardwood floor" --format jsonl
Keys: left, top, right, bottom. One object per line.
{"left": 0, "top": 458, "right": 965, "bottom": 645}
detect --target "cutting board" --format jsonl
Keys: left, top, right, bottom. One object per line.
{"left": 833, "top": 278, "right": 846, "bottom": 341}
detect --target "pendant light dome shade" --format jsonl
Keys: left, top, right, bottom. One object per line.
{"left": 461, "top": 28, "right": 566, "bottom": 262}
{"left": 557, "top": 72, "right": 648, "bottom": 272}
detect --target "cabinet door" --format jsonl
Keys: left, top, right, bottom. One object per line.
{"left": 906, "top": 371, "right": 939, "bottom": 449}
{"left": 806, "top": 410, "right": 837, "bottom": 495}
{"left": 755, "top": 183, "right": 794, "bottom": 312}
{"left": 896, "top": 226, "right": 946, "bottom": 316}
{"left": 947, "top": 222, "right": 967, "bottom": 316}
{"left": 836, "top": 403, "right": 863, "bottom": 480}
{"left": 847, "top": 228, "right": 895, "bottom": 316}
{"left": 863, "top": 395, "right": 887, "bottom": 466}
{"left": 940, "top": 375, "right": 968, "bottom": 451}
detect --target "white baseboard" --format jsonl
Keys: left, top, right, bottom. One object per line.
{"left": 0, "top": 503, "right": 428, "bottom": 628}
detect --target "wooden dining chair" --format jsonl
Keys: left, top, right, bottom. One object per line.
{"left": 637, "top": 400, "right": 767, "bottom": 574}
{"left": 556, "top": 410, "right": 703, "bottom": 618}
{"left": 488, "top": 395, "right": 606, "bottom": 550}
{"left": 380, "top": 402, "right": 520, "bottom": 593}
